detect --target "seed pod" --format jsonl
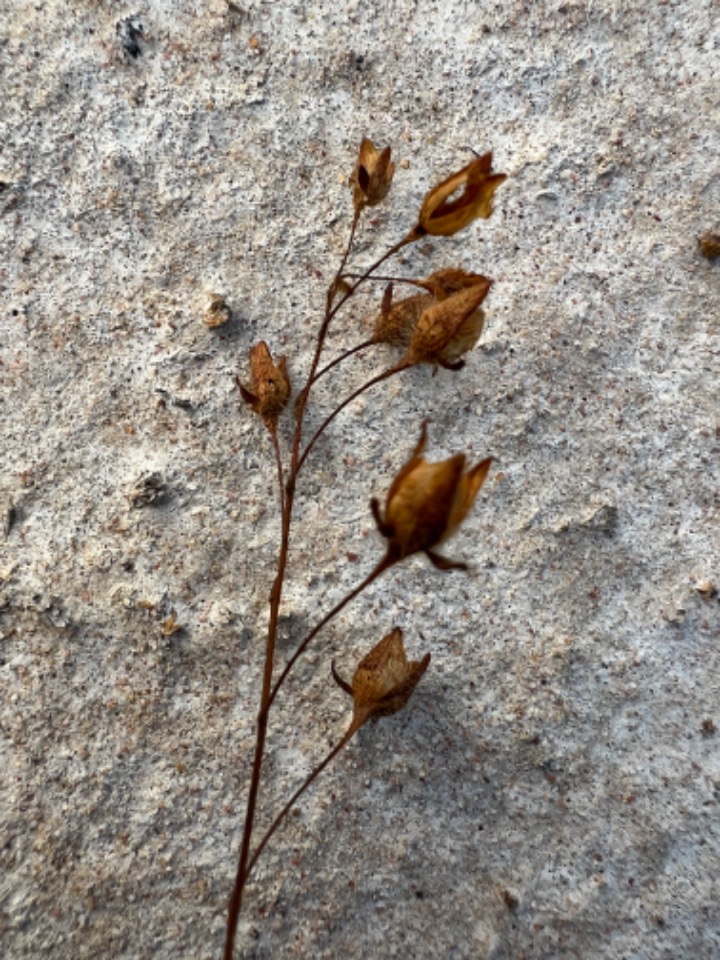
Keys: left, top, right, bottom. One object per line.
{"left": 238, "top": 341, "right": 291, "bottom": 430}
{"left": 372, "top": 422, "right": 492, "bottom": 570}
{"left": 416, "top": 152, "right": 506, "bottom": 237}
{"left": 351, "top": 138, "right": 395, "bottom": 212}
{"left": 404, "top": 277, "right": 492, "bottom": 370}
{"left": 333, "top": 627, "right": 431, "bottom": 730}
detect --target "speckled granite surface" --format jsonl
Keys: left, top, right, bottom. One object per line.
{"left": 2, "top": 1, "right": 719, "bottom": 957}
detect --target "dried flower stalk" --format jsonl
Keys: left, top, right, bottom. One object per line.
{"left": 223, "top": 141, "right": 506, "bottom": 958}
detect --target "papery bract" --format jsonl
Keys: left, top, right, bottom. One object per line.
{"left": 416, "top": 152, "right": 506, "bottom": 237}
{"left": 372, "top": 422, "right": 492, "bottom": 570}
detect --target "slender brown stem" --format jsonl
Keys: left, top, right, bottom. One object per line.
{"left": 293, "top": 231, "right": 416, "bottom": 461}
{"left": 292, "top": 211, "right": 361, "bottom": 456}
{"left": 269, "top": 554, "right": 393, "bottom": 709}
{"left": 343, "top": 273, "right": 430, "bottom": 289}
{"left": 311, "top": 338, "right": 376, "bottom": 384}
{"left": 225, "top": 213, "right": 367, "bottom": 957}
{"left": 296, "top": 362, "right": 410, "bottom": 475}
{"left": 225, "top": 220, "right": 417, "bottom": 957}
{"left": 269, "top": 428, "right": 285, "bottom": 514}
{"left": 243, "top": 725, "right": 357, "bottom": 884}
{"left": 224, "top": 484, "right": 294, "bottom": 960}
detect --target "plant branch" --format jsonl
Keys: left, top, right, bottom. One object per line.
{"left": 269, "top": 428, "right": 286, "bottom": 514}
{"left": 226, "top": 220, "right": 417, "bottom": 958}
{"left": 292, "top": 231, "right": 416, "bottom": 463}
{"left": 296, "top": 362, "right": 410, "bottom": 475}
{"left": 268, "top": 554, "right": 393, "bottom": 709}
{"left": 224, "top": 476, "right": 294, "bottom": 959}
{"left": 310, "top": 338, "right": 376, "bottom": 385}
{"left": 243, "top": 725, "right": 358, "bottom": 884}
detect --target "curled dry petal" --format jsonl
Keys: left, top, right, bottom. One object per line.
{"left": 372, "top": 422, "right": 492, "bottom": 570}
{"left": 416, "top": 152, "right": 506, "bottom": 237}
{"left": 417, "top": 267, "right": 490, "bottom": 299}
{"left": 373, "top": 291, "right": 431, "bottom": 346}
{"left": 238, "top": 341, "right": 291, "bottom": 430}
{"left": 371, "top": 268, "right": 490, "bottom": 351}
{"left": 404, "top": 276, "right": 492, "bottom": 370}
{"left": 346, "top": 627, "right": 431, "bottom": 729}
{"left": 351, "top": 137, "right": 395, "bottom": 211}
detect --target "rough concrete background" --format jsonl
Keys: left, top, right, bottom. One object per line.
{"left": 1, "top": 0, "right": 719, "bottom": 957}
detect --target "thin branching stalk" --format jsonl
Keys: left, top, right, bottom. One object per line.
{"left": 244, "top": 726, "right": 357, "bottom": 883}
{"left": 268, "top": 554, "right": 394, "bottom": 710}
{"left": 296, "top": 363, "right": 410, "bottom": 475}
{"left": 269, "top": 429, "right": 286, "bottom": 515}
{"left": 310, "top": 338, "right": 376, "bottom": 384}
{"left": 226, "top": 141, "right": 506, "bottom": 958}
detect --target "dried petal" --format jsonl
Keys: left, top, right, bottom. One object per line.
{"left": 417, "top": 267, "right": 490, "bottom": 299}
{"left": 239, "top": 341, "right": 291, "bottom": 429}
{"left": 370, "top": 268, "right": 488, "bottom": 349}
{"left": 351, "top": 138, "right": 395, "bottom": 211}
{"left": 404, "top": 277, "right": 492, "bottom": 369}
{"left": 350, "top": 627, "right": 431, "bottom": 728}
{"left": 416, "top": 153, "right": 506, "bottom": 237}
{"left": 372, "top": 423, "right": 492, "bottom": 569}
{"left": 373, "top": 291, "right": 431, "bottom": 346}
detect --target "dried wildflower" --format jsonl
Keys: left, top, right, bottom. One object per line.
{"left": 417, "top": 266, "right": 490, "bottom": 299}
{"left": 698, "top": 231, "right": 720, "bottom": 260}
{"left": 373, "top": 289, "right": 431, "bottom": 347}
{"left": 333, "top": 627, "right": 431, "bottom": 729}
{"left": 371, "top": 268, "right": 490, "bottom": 350}
{"left": 351, "top": 137, "right": 395, "bottom": 212}
{"left": 404, "top": 276, "right": 492, "bottom": 370}
{"left": 238, "top": 341, "right": 291, "bottom": 429}
{"left": 372, "top": 422, "right": 492, "bottom": 570}
{"left": 415, "top": 152, "right": 506, "bottom": 237}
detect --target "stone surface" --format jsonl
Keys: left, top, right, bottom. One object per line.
{"left": 1, "top": 1, "right": 719, "bottom": 958}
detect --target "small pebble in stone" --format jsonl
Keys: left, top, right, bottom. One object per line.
{"left": 129, "top": 472, "right": 167, "bottom": 508}
{"left": 698, "top": 231, "right": 720, "bottom": 260}
{"left": 204, "top": 293, "right": 233, "bottom": 328}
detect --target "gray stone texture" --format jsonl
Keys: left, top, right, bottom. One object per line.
{"left": 1, "top": 1, "right": 719, "bottom": 958}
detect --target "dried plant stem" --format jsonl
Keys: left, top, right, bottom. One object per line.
{"left": 269, "top": 554, "right": 393, "bottom": 709}
{"left": 296, "top": 363, "right": 410, "bottom": 475}
{"left": 269, "top": 428, "right": 286, "bottom": 514}
{"left": 293, "top": 210, "right": 362, "bottom": 453}
{"left": 226, "top": 223, "right": 416, "bottom": 959}
{"left": 224, "top": 490, "right": 293, "bottom": 960}
{"left": 293, "top": 232, "right": 414, "bottom": 459}
{"left": 244, "top": 725, "right": 357, "bottom": 883}
{"left": 311, "top": 338, "right": 376, "bottom": 384}
{"left": 344, "top": 272, "right": 429, "bottom": 289}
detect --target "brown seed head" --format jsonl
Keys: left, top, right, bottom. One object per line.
{"left": 373, "top": 422, "right": 492, "bottom": 570}
{"left": 417, "top": 267, "right": 490, "bottom": 298}
{"left": 373, "top": 291, "right": 431, "bottom": 346}
{"left": 416, "top": 152, "right": 506, "bottom": 237}
{"left": 404, "top": 276, "right": 492, "bottom": 369}
{"left": 348, "top": 627, "right": 431, "bottom": 728}
{"left": 351, "top": 137, "right": 395, "bottom": 211}
{"left": 238, "top": 341, "right": 291, "bottom": 429}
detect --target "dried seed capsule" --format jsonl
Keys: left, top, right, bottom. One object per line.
{"left": 238, "top": 341, "right": 291, "bottom": 430}
{"left": 415, "top": 152, "right": 506, "bottom": 237}
{"left": 351, "top": 138, "right": 395, "bottom": 212}
{"left": 372, "top": 422, "right": 492, "bottom": 570}
{"left": 333, "top": 627, "right": 431, "bottom": 730}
